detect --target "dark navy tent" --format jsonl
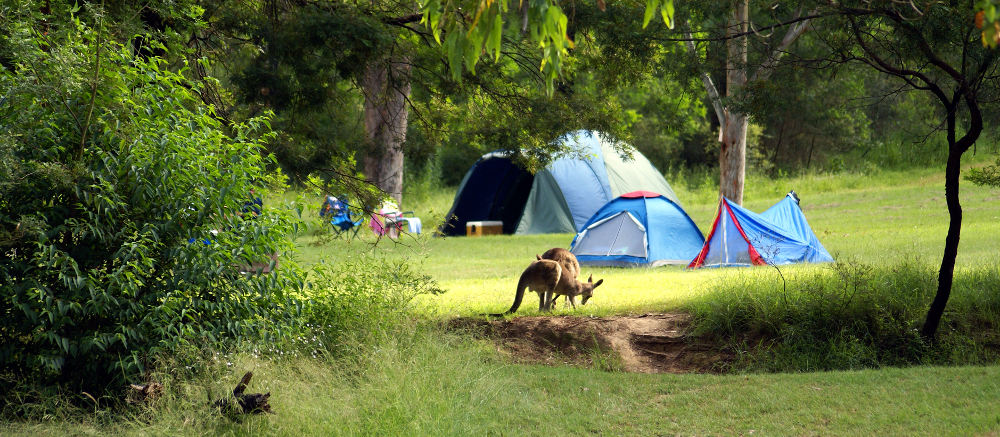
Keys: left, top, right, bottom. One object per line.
{"left": 570, "top": 191, "right": 706, "bottom": 267}
{"left": 439, "top": 151, "right": 535, "bottom": 235}
{"left": 688, "top": 192, "right": 834, "bottom": 268}
{"left": 439, "top": 131, "right": 682, "bottom": 236}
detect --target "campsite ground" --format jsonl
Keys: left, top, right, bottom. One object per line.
{"left": 294, "top": 163, "right": 1000, "bottom": 319}
{"left": 7, "top": 164, "right": 1000, "bottom": 436}
{"left": 205, "top": 162, "right": 1000, "bottom": 435}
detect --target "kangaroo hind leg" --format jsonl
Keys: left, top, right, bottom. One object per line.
{"left": 544, "top": 292, "right": 557, "bottom": 311}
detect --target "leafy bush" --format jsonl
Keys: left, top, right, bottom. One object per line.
{"left": 686, "top": 260, "right": 1000, "bottom": 371}
{"left": 0, "top": 17, "right": 304, "bottom": 393}
{"left": 298, "top": 257, "right": 444, "bottom": 356}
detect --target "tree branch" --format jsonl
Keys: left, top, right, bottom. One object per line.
{"left": 652, "top": 12, "right": 833, "bottom": 43}
{"left": 682, "top": 25, "right": 725, "bottom": 125}
{"left": 847, "top": 16, "right": 950, "bottom": 106}
{"left": 78, "top": 1, "right": 105, "bottom": 160}
{"left": 882, "top": 9, "right": 965, "bottom": 85}
{"left": 750, "top": 8, "right": 815, "bottom": 83}
{"left": 384, "top": 13, "right": 423, "bottom": 26}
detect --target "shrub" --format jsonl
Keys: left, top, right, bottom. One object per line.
{"left": 686, "top": 260, "right": 1000, "bottom": 372}
{"left": 0, "top": 18, "right": 304, "bottom": 393}
{"left": 298, "top": 257, "right": 445, "bottom": 357}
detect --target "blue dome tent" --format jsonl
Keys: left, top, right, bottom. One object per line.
{"left": 688, "top": 192, "right": 834, "bottom": 268}
{"left": 438, "top": 131, "right": 683, "bottom": 236}
{"left": 570, "top": 191, "right": 706, "bottom": 267}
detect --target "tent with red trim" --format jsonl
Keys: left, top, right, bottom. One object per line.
{"left": 570, "top": 191, "right": 705, "bottom": 267}
{"left": 688, "top": 192, "right": 834, "bottom": 268}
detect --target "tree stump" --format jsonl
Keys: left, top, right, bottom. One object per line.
{"left": 213, "top": 371, "right": 272, "bottom": 416}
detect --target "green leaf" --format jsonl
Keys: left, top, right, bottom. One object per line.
{"left": 643, "top": 0, "right": 659, "bottom": 29}
{"left": 445, "top": 31, "right": 463, "bottom": 80}
{"left": 661, "top": 1, "right": 675, "bottom": 29}
{"left": 489, "top": 13, "right": 503, "bottom": 61}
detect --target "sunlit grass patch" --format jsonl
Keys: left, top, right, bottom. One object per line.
{"left": 290, "top": 161, "right": 1000, "bottom": 320}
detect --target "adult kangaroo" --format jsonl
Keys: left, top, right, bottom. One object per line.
{"left": 537, "top": 247, "right": 580, "bottom": 307}
{"left": 490, "top": 259, "right": 603, "bottom": 316}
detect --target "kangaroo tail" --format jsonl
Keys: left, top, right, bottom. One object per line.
{"left": 486, "top": 270, "right": 529, "bottom": 317}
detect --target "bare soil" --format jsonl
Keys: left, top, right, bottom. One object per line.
{"left": 448, "top": 313, "right": 734, "bottom": 373}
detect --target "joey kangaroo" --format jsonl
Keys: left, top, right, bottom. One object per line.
{"left": 536, "top": 247, "right": 580, "bottom": 308}
{"left": 490, "top": 259, "right": 603, "bottom": 316}
{"left": 546, "top": 273, "right": 602, "bottom": 310}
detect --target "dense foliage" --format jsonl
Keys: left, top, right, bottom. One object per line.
{"left": 4, "top": 0, "right": 1000, "bottom": 406}
{"left": 0, "top": 14, "right": 304, "bottom": 392}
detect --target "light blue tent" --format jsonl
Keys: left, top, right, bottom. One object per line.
{"left": 688, "top": 192, "right": 834, "bottom": 268}
{"left": 570, "top": 191, "right": 706, "bottom": 267}
{"left": 439, "top": 131, "right": 681, "bottom": 235}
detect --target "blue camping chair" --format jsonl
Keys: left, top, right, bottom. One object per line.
{"left": 320, "top": 196, "right": 364, "bottom": 239}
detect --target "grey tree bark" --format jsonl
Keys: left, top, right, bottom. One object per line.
{"left": 720, "top": 0, "right": 749, "bottom": 205}
{"left": 685, "top": 6, "right": 812, "bottom": 205}
{"left": 361, "top": 56, "right": 411, "bottom": 205}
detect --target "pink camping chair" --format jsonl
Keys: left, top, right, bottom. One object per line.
{"left": 369, "top": 200, "right": 421, "bottom": 239}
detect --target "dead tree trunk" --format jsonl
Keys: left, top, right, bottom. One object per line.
{"left": 685, "top": 7, "right": 812, "bottom": 205}
{"left": 361, "top": 56, "right": 411, "bottom": 205}
{"left": 720, "top": 0, "right": 749, "bottom": 205}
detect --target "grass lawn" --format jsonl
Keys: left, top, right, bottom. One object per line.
{"left": 290, "top": 164, "right": 1000, "bottom": 318}
{"left": 9, "top": 164, "right": 998, "bottom": 436}
{"left": 7, "top": 342, "right": 999, "bottom": 436}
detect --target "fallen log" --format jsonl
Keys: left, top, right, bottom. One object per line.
{"left": 126, "top": 381, "right": 164, "bottom": 405}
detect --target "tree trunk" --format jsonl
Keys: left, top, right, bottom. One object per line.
{"left": 720, "top": 0, "right": 749, "bottom": 205}
{"left": 685, "top": 9, "right": 809, "bottom": 205}
{"left": 921, "top": 92, "right": 982, "bottom": 340}
{"left": 361, "top": 56, "right": 411, "bottom": 205}
{"left": 922, "top": 143, "right": 964, "bottom": 339}
{"left": 719, "top": 111, "right": 748, "bottom": 204}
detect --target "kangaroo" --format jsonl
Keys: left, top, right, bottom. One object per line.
{"left": 547, "top": 273, "right": 602, "bottom": 310}
{"left": 490, "top": 259, "right": 603, "bottom": 316}
{"left": 536, "top": 247, "right": 580, "bottom": 308}
{"left": 537, "top": 247, "right": 580, "bottom": 280}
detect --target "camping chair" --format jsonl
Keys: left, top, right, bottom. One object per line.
{"left": 369, "top": 200, "right": 421, "bottom": 239}
{"left": 320, "top": 196, "right": 364, "bottom": 239}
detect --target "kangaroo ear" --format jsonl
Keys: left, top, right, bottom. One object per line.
{"left": 587, "top": 274, "right": 593, "bottom": 283}
{"left": 536, "top": 254, "right": 542, "bottom": 260}
{"left": 594, "top": 279, "right": 604, "bottom": 288}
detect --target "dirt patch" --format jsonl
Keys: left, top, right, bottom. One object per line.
{"left": 448, "top": 313, "right": 734, "bottom": 373}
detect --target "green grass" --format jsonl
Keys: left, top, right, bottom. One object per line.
{"left": 7, "top": 163, "right": 1000, "bottom": 435}
{"left": 5, "top": 329, "right": 1000, "bottom": 436}
{"left": 288, "top": 162, "right": 1000, "bottom": 319}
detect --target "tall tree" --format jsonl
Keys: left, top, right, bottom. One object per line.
{"left": 196, "top": 0, "right": 641, "bottom": 206}
{"left": 682, "top": 4, "right": 813, "bottom": 204}
{"left": 818, "top": 1, "right": 999, "bottom": 339}
{"left": 362, "top": 55, "right": 411, "bottom": 203}
{"left": 193, "top": 1, "right": 419, "bottom": 205}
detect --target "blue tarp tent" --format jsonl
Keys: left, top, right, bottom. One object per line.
{"left": 570, "top": 191, "right": 706, "bottom": 267}
{"left": 688, "top": 192, "right": 834, "bottom": 268}
{"left": 439, "top": 131, "right": 681, "bottom": 236}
